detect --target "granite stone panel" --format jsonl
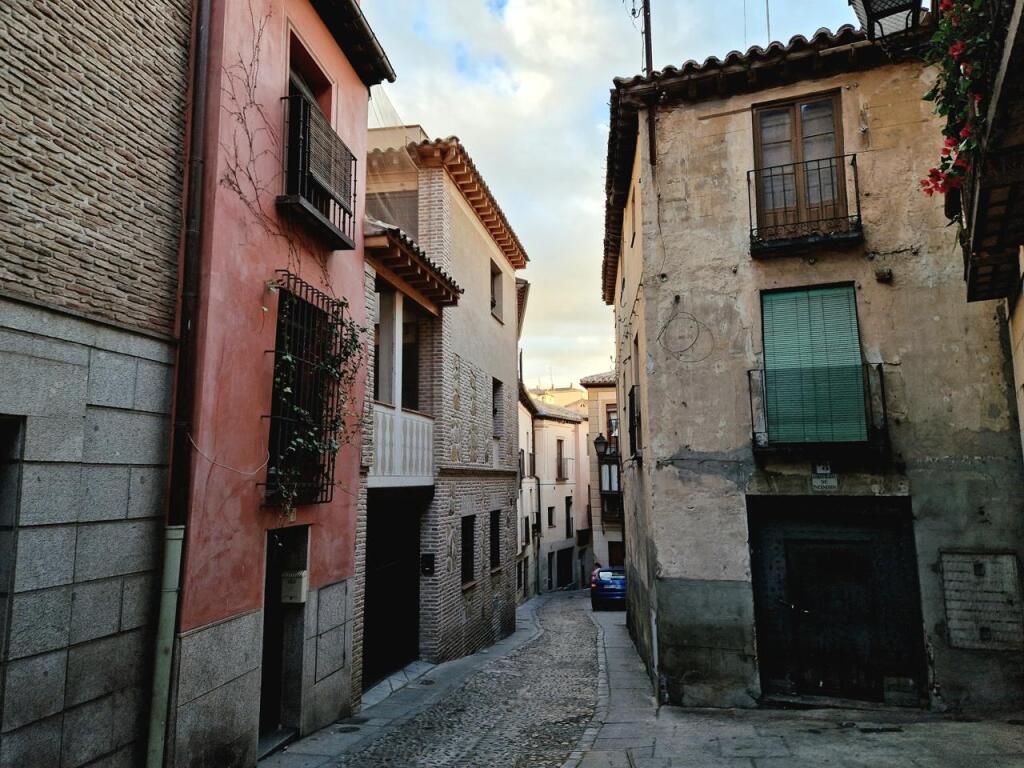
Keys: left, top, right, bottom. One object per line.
{"left": 61, "top": 694, "right": 115, "bottom": 768}
{"left": 133, "top": 359, "right": 172, "bottom": 414}
{"left": 111, "top": 685, "right": 145, "bottom": 749}
{"left": 13, "top": 525, "right": 77, "bottom": 592}
{"left": 0, "top": 530, "right": 14, "bottom": 591}
{"left": 0, "top": 351, "right": 87, "bottom": 417}
{"left": 315, "top": 624, "right": 346, "bottom": 682}
{"left": 6, "top": 586, "right": 71, "bottom": 659}
{"left": 83, "top": 408, "right": 169, "bottom": 466}
{"left": 120, "top": 572, "right": 155, "bottom": 631}
{"left": 176, "top": 611, "right": 262, "bottom": 706}
{"left": 80, "top": 465, "right": 131, "bottom": 522}
{"left": 70, "top": 578, "right": 123, "bottom": 644}
{"left": 173, "top": 668, "right": 260, "bottom": 768}
{"left": 87, "top": 350, "right": 137, "bottom": 409}
{"left": 65, "top": 630, "right": 146, "bottom": 707}
{"left": 0, "top": 327, "right": 89, "bottom": 367}
{"left": 74, "top": 519, "right": 160, "bottom": 581}
{"left": 22, "top": 416, "right": 85, "bottom": 463}
{"left": 1, "top": 650, "right": 67, "bottom": 732}
{"left": 17, "top": 462, "right": 81, "bottom": 526}
{"left": 0, "top": 713, "right": 62, "bottom": 768}
{"left": 127, "top": 466, "right": 166, "bottom": 519}
{"left": 317, "top": 579, "right": 349, "bottom": 632}
{"left": 0, "top": 463, "right": 19, "bottom": 527}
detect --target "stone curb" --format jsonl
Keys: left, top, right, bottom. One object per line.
{"left": 560, "top": 608, "right": 609, "bottom": 768}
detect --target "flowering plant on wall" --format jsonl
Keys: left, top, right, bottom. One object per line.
{"left": 920, "top": 0, "right": 994, "bottom": 201}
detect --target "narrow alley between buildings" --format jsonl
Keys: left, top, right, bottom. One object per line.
{"left": 262, "top": 592, "right": 1024, "bottom": 768}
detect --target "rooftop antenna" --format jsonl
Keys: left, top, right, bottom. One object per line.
{"left": 765, "top": 0, "right": 772, "bottom": 42}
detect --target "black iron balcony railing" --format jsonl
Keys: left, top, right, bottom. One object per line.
{"left": 276, "top": 93, "right": 357, "bottom": 250}
{"left": 748, "top": 154, "right": 863, "bottom": 256}
{"left": 747, "top": 363, "right": 889, "bottom": 457}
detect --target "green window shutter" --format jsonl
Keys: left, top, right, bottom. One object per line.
{"left": 762, "top": 286, "right": 867, "bottom": 443}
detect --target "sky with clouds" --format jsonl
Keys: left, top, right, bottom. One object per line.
{"left": 361, "top": 0, "right": 859, "bottom": 389}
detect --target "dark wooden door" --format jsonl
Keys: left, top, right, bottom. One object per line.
{"left": 362, "top": 504, "right": 420, "bottom": 688}
{"left": 748, "top": 496, "right": 926, "bottom": 705}
{"left": 557, "top": 547, "right": 574, "bottom": 588}
{"left": 785, "top": 540, "right": 879, "bottom": 699}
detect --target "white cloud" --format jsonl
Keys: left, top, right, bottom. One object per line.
{"left": 361, "top": 0, "right": 857, "bottom": 388}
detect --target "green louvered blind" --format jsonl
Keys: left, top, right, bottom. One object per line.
{"left": 762, "top": 286, "right": 867, "bottom": 443}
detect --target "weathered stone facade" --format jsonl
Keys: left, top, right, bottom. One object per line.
{"left": 0, "top": 1, "right": 189, "bottom": 763}
{"left": 605, "top": 31, "right": 1024, "bottom": 711}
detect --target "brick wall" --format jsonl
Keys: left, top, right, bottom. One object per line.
{"left": 0, "top": 0, "right": 190, "bottom": 335}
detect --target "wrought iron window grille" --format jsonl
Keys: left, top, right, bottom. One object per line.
{"left": 276, "top": 92, "right": 358, "bottom": 250}
{"left": 263, "top": 271, "right": 350, "bottom": 507}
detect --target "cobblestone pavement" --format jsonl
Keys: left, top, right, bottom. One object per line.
{"left": 264, "top": 590, "right": 598, "bottom": 768}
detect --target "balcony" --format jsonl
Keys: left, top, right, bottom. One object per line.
{"left": 276, "top": 93, "right": 357, "bottom": 250}
{"left": 748, "top": 154, "right": 863, "bottom": 257}
{"left": 747, "top": 363, "right": 889, "bottom": 461}
{"left": 627, "top": 385, "right": 642, "bottom": 458}
{"left": 367, "top": 404, "right": 434, "bottom": 487}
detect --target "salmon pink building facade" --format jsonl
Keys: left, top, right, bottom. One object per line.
{"left": 161, "top": 1, "right": 393, "bottom": 765}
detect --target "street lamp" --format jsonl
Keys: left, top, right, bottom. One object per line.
{"left": 848, "top": 0, "right": 925, "bottom": 40}
{"left": 593, "top": 433, "right": 609, "bottom": 458}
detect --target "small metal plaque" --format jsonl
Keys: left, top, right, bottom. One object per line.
{"left": 420, "top": 553, "right": 435, "bottom": 576}
{"left": 811, "top": 474, "right": 839, "bottom": 491}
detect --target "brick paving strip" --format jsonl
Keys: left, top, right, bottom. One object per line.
{"left": 261, "top": 590, "right": 599, "bottom": 768}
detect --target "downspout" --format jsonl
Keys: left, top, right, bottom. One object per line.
{"left": 147, "top": 0, "right": 211, "bottom": 763}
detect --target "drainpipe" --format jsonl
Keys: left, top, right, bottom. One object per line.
{"left": 147, "top": 0, "right": 212, "bottom": 763}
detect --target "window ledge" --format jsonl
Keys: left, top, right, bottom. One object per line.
{"left": 490, "top": 565, "right": 502, "bottom": 576}
{"left": 491, "top": 310, "right": 504, "bottom": 324}
{"left": 461, "top": 579, "right": 478, "bottom": 593}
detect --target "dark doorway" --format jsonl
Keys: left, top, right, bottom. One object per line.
{"left": 546, "top": 552, "right": 554, "bottom": 590}
{"left": 362, "top": 489, "right": 425, "bottom": 689}
{"left": 607, "top": 541, "right": 625, "bottom": 567}
{"left": 260, "top": 526, "right": 308, "bottom": 749}
{"left": 748, "top": 496, "right": 926, "bottom": 705}
{"left": 556, "top": 547, "right": 574, "bottom": 588}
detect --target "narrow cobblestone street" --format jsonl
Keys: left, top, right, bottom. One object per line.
{"left": 265, "top": 590, "right": 1024, "bottom": 768}
{"left": 263, "top": 591, "right": 598, "bottom": 768}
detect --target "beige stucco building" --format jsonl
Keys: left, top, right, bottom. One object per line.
{"left": 581, "top": 372, "right": 624, "bottom": 568}
{"left": 602, "top": 25, "right": 1024, "bottom": 711}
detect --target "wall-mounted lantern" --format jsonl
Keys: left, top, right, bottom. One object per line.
{"left": 849, "top": 0, "right": 926, "bottom": 40}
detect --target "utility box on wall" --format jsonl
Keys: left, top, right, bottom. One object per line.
{"left": 281, "top": 569, "right": 309, "bottom": 604}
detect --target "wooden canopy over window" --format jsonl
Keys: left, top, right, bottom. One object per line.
{"left": 365, "top": 221, "right": 462, "bottom": 315}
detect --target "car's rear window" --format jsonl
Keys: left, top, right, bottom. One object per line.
{"left": 598, "top": 570, "right": 623, "bottom": 579}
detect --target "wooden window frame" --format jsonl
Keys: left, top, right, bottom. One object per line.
{"left": 751, "top": 90, "right": 846, "bottom": 235}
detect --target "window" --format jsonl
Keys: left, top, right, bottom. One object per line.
{"left": 490, "top": 510, "right": 501, "bottom": 569}
{"left": 278, "top": 37, "right": 356, "bottom": 249}
{"left": 490, "top": 260, "right": 503, "bottom": 320}
{"left": 401, "top": 320, "right": 420, "bottom": 411}
{"left": 547, "top": 552, "right": 554, "bottom": 590}
{"left": 523, "top": 515, "right": 530, "bottom": 545}
{"left": 556, "top": 438, "right": 566, "bottom": 480}
{"left": 565, "top": 497, "right": 573, "bottom": 539}
{"left": 753, "top": 93, "right": 845, "bottom": 236}
{"left": 606, "top": 405, "right": 619, "bottom": 453}
{"left": 492, "top": 379, "right": 504, "bottom": 439}
{"left": 266, "top": 271, "right": 348, "bottom": 505}
{"left": 762, "top": 285, "right": 866, "bottom": 443}
{"left": 547, "top": 506, "right": 555, "bottom": 527}
{"left": 461, "top": 516, "right": 476, "bottom": 586}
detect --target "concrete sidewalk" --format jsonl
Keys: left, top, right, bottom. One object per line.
{"left": 571, "top": 609, "right": 1024, "bottom": 768}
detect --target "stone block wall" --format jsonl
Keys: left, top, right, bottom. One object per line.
{"left": 0, "top": 297, "right": 173, "bottom": 768}
{"left": 0, "top": 0, "right": 190, "bottom": 335}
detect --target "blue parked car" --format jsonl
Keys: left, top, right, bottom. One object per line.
{"left": 590, "top": 566, "right": 626, "bottom": 610}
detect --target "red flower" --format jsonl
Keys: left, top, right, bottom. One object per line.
{"left": 949, "top": 40, "right": 967, "bottom": 60}
{"left": 943, "top": 136, "right": 958, "bottom": 148}
{"left": 940, "top": 0, "right": 954, "bottom": 10}
{"left": 959, "top": 125, "right": 972, "bottom": 139}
